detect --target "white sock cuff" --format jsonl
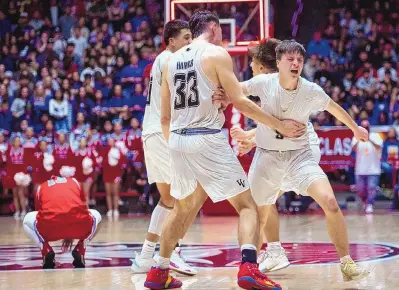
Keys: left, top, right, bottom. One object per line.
{"left": 158, "top": 256, "right": 170, "bottom": 269}
{"left": 241, "top": 244, "right": 257, "bottom": 251}
{"left": 148, "top": 204, "right": 171, "bottom": 236}
{"left": 267, "top": 241, "right": 282, "bottom": 249}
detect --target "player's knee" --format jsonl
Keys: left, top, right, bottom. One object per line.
{"left": 160, "top": 195, "right": 175, "bottom": 208}
{"left": 89, "top": 209, "right": 102, "bottom": 224}
{"left": 22, "top": 211, "right": 37, "bottom": 227}
{"left": 325, "top": 196, "right": 340, "bottom": 213}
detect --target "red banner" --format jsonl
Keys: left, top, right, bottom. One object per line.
{"left": 317, "top": 127, "right": 355, "bottom": 172}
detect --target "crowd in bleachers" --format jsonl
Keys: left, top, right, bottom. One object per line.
{"left": 0, "top": 0, "right": 164, "bottom": 216}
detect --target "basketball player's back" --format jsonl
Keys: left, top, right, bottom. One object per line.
{"left": 167, "top": 40, "right": 225, "bottom": 132}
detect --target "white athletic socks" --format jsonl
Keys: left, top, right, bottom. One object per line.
{"left": 267, "top": 241, "right": 283, "bottom": 251}
{"left": 141, "top": 239, "right": 157, "bottom": 259}
{"left": 340, "top": 255, "right": 353, "bottom": 264}
{"left": 158, "top": 256, "right": 170, "bottom": 269}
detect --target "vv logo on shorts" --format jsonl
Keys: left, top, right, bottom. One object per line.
{"left": 236, "top": 179, "right": 246, "bottom": 187}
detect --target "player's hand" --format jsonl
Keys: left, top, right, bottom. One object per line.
{"left": 212, "top": 87, "right": 231, "bottom": 108}
{"left": 278, "top": 120, "right": 307, "bottom": 138}
{"left": 354, "top": 126, "right": 369, "bottom": 142}
{"left": 238, "top": 140, "right": 255, "bottom": 156}
{"left": 230, "top": 127, "right": 249, "bottom": 141}
{"left": 61, "top": 239, "right": 74, "bottom": 252}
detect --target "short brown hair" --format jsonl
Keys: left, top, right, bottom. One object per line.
{"left": 163, "top": 19, "right": 190, "bottom": 46}
{"left": 248, "top": 38, "right": 281, "bottom": 72}
{"left": 275, "top": 40, "right": 306, "bottom": 60}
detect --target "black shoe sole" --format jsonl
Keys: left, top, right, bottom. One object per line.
{"left": 72, "top": 250, "right": 85, "bottom": 268}
{"left": 42, "top": 251, "right": 56, "bottom": 269}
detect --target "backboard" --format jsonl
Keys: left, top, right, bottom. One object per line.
{"left": 165, "top": 0, "right": 271, "bottom": 56}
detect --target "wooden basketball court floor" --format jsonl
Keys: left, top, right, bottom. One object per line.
{"left": 0, "top": 213, "right": 398, "bottom": 290}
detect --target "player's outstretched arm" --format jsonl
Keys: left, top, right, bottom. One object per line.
{"left": 160, "top": 63, "right": 172, "bottom": 142}
{"left": 326, "top": 100, "right": 368, "bottom": 141}
{"left": 213, "top": 48, "right": 304, "bottom": 138}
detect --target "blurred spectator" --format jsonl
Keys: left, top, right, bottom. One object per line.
{"left": 381, "top": 128, "right": 399, "bottom": 186}
{"left": 352, "top": 120, "right": 383, "bottom": 214}
{"left": 355, "top": 69, "right": 376, "bottom": 90}
{"left": 59, "top": 5, "right": 76, "bottom": 39}
{"left": 307, "top": 32, "right": 331, "bottom": 58}
{"left": 377, "top": 61, "right": 398, "bottom": 82}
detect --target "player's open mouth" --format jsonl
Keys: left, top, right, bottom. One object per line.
{"left": 291, "top": 69, "right": 299, "bottom": 74}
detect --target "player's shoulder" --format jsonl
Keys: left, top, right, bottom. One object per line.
{"left": 300, "top": 77, "right": 324, "bottom": 93}
{"left": 255, "top": 72, "right": 277, "bottom": 82}
{"left": 203, "top": 44, "right": 230, "bottom": 59}
{"left": 156, "top": 50, "right": 173, "bottom": 67}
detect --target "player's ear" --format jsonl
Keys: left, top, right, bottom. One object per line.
{"left": 168, "top": 37, "right": 175, "bottom": 47}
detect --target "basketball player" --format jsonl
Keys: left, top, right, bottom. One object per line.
{"left": 215, "top": 38, "right": 321, "bottom": 272}
{"left": 132, "top": 20, "right": 197, "bottom": 276}
{"left": 235, "top": 40, "right": 370, "bottom": 281}
{"left": 145, "top": 11, "right": 306, "bottom": 290}
{"left": 23, "top": 176, "right": 102, "bottom": 269}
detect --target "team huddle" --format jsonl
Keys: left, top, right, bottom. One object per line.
{"left": 22, "top": 10, "right": 371, "bottom": 290}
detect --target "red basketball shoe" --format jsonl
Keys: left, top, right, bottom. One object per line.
{"left": 237, "top": 262, "right": 282, "bottom": 290}
{"left": 144, "top": 266, "right": 183, "bottom": 289}
{"left": 72, "top": 240, "right": 86, "bottom": 268}
{"left": 41, "top": 242, "right": 55, "bottom": 269}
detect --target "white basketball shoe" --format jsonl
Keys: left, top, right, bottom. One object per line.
{"left": 153, "top": 248, "right": 198, "bottom": 276}
{"left": 169, "top": 248, "right": 198, "bottom": 276}
{"left": 131, "top": 252, "right": 156, "bottom": 273}
{"left": 259, "top": 248, "right": 290, "bottom": 273}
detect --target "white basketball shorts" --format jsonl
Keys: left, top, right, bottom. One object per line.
{"left": 249, "top": 145, "right": 327, "bottom": 206}
{"left": 143, "top": 133, "right": 171, "bottom": 184}
{"left": 168, "top": 132, "right": 249, "bottom": 202}
{"left": 280, "top": 144, "right": 321, "bottom": 194}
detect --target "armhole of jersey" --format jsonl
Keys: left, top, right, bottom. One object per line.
{"left": 71, "top": 178, "right": 81, "bottom": 189}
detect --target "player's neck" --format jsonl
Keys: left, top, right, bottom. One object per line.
{"left": 279, "top": 75, "right": 299, "bottom": 91}
{"left": 166, "top": 46, "right": 176, "bottom": 53}
{"left": 192, "top": 35, "right": 211, "bottom": 45}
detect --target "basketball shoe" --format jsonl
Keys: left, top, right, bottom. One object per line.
{"left": 340, "top": 259, "right": 370, "bottom": 281}
{"left": 42, "top": 242, "right": 56, "bottom": 269}
{"left": 169, "top": 248, "right": 198, "bottom": 276}
{"left": 153, "top": 248, "right": 197, "bottom": 276}
{"left": 144, "top": 266, "right": 182, "bottom": 289}
{"left": 259, "top": 248, "right": 290, "bottom": 272}
{"left": 237, "top": 262, "right": 282, "bottom": 290}
{"left": 131, "top": 252, "right": 156, "bottom": 273}
{"left": 72, "top": 240, "right": 86, "bottom": 268}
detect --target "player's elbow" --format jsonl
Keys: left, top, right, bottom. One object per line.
{"left": 161, "top": 115, "right": 171, "bottom": 126}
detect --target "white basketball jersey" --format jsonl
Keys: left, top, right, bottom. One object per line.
{"left": 142, "top": 50, "right": 173, "bottom": 136}
{"left": 167, "top": 42, "right": 224, "bottom": 131}
{"left": 307, "top": 122, "right": 320, "bottom": 146}
{"left": 244, "top": 73, "right": 330, "bottom": 151}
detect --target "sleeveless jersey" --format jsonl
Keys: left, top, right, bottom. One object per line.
{"left": 167, "top": 42, "right": 224, "bottom": 131}
{"left": 244, "top": 73, "right": 330, "bottom": 151}
{"left": 142, "top": 50, "right": 173, "bottom": 136}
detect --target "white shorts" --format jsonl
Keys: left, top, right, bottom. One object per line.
{"left": 249, "top": 145, "right": 327, "bottom": 206}
{"left": 143, "top": 133, "right": 171, "bottom": 184}
{"left": 280, "top": 144, "right": 321, "bottom": 194}
{"left": 169, "top": 132, "right": 249, "bottom": 203}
